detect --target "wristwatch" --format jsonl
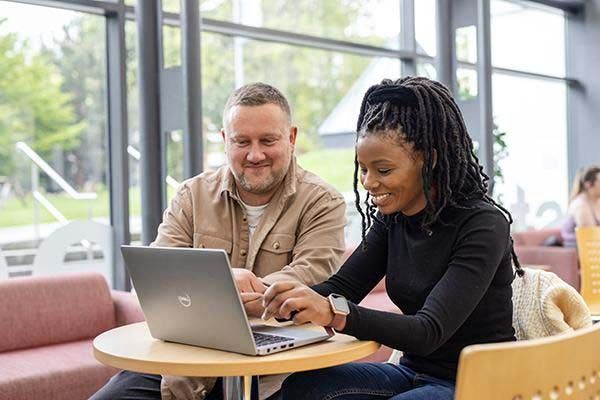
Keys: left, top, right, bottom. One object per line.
{"left": 328, "top": 293, "right": 350, "bottom": 329}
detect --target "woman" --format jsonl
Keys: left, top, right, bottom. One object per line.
{"left": 262, "top": 77, "right": 522, "bottom": 400}
{"left": 561, "top": 165, "right": 600, "bottom": 247}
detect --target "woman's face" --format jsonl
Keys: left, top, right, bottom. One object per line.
{"left": 585, "top": 172, "right": 600, "bottom": 199}
{"left": 356, "top": 133, "right": 427, "bottom": 216}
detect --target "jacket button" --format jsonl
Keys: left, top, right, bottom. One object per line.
{"left": 240, "top": 249, "right": 247, "bottom": 257}
{"left": 242, "top": 216, "right": 247, "bottom": 223}
{"left": 198, "top": 243, "right": 204, "bottom": 248}
{"left": 273, "top": 241, "right": 280, "bottom": 250}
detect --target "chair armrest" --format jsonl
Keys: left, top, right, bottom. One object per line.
{"left": 111, "top": 290, "right": 145, "bottom": 326}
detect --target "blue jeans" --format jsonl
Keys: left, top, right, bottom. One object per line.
{"left": 89, "top": 371, "right": 259, "bottom": 400}
{"left": 281, "top": 362, "right": 455, "bottom": 400}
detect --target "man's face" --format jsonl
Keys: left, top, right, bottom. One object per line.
{"left": 222, "top": 103, "right": 297, "bottom": 205}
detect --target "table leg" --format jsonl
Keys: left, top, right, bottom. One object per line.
{"left": 222, "top": 376, "right": 254, "bottom": 400}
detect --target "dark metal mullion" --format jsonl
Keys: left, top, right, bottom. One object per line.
{"left": 156, "top": 0, "right": 168, "bottom": 212}
{"left": 401, "top": 0, "right": 417, "bottom": 76}
{"left": 457, "top": 61, "right": 578, "bottom": 86}
{"left": 564, "top": 11, "right": 582, "bottom": 189}
{"left": 136, "top": 0, "right": 165, "bottom": 246}
{"left": 524, "top": 0, "right": 584, "bottom": 14}
{"left": 181, "top": 0, "right": 203, "bottom": 179}
{"left": 436, "top": 0, "right": 455, "bottom": 90}
{"left": 105, "top": 1, "right": 130, "bottom": 290}
{"left": 477, "top": 0, "right": 495, "bottom": 194}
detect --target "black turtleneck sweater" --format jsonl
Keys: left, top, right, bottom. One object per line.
{"left": 312, "top": 199, "right": 516, "bottom": 381}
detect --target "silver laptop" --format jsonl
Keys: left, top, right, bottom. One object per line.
{"left": 121, "top": 245, "right": 332, "bottom": 356}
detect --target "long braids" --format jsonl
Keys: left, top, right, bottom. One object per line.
{"left": 353, "top": 77, "right": 523, "bottom": 275}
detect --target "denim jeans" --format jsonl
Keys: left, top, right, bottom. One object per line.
{"left": 280, "top": 362, "right": 455, "bottom": 400}
{"left": 89, "top": 371, "right": 259, "bottom": 400}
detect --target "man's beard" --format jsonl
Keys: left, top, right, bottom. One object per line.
{"left": 237, "top": 166, "right": 287, "bottom": 194}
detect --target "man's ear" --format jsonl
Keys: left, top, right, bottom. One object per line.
{"left": 221, "top": 128, "right": 226, "bottom": 142}
{"left": 289, "top": 126, "right": 298, "bottom": 146}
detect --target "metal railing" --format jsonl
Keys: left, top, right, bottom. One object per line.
{"left": 15, "top": 141, "right": 97, "bottom": 239}
{"left": 127, "top": 145, "right": 180, "bottom": 190}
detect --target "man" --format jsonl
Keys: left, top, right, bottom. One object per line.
{"left": 90, "top": 83, "right": 346, "bottom": 400}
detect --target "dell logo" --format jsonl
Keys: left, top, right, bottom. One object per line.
{"left": 177, "top": 293, "right": 192, "bottom": 308}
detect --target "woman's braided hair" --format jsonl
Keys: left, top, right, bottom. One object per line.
{"left": 353, "top": 77, "right": 522, "bottom": 275}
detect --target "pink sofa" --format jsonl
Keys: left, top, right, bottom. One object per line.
{"left": 0, "top": 272, "right": 144, "bottom": 400}
{"left": 512, "top": 228, "right": 580, "bottom": 289}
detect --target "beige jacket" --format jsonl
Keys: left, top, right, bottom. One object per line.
{"left": 151, "top": 158, "right": 346, "bottom": 399}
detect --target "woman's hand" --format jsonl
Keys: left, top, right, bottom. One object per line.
{"left": 261, "top": 281, "right": 337, "bottom": 327}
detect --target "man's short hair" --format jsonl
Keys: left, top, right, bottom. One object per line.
{"left": 223, "top": 82, "right": 291, "bottom": 127}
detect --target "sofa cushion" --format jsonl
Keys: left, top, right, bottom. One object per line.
{"left": 514, "top": 246, "right": 580, "bottom": 290}
{"left": 0, "top": 339, "right": 118, "bottom": 400}
{"left": 512, "top": 228, "right": 562, "bottom": 246}
{"left": 0, "top": 272, "right": 116, "bottom": 352}
{"left": 359, "top": 291, "right": 399, "bottom": 313}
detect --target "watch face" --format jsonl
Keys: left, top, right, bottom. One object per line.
{"left": 330, "top": 294, "right": 350, "bottom": 315}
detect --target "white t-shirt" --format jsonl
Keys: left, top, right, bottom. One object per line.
{"left": 238, "top": 196, "right": 269, "bottom": 237}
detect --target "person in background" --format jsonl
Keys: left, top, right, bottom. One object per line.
{"left": 90, "top": 82, "right": 346, "bottom": 400}
{"left": 262, "top": 77, "right": 522, "bottom": 400}
{"left": 561, "top": 165, "right": 600, "bottom": 247}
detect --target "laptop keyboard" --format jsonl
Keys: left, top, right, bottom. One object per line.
{"left": 253, "top": 332, "right": 294, "bottom": 347}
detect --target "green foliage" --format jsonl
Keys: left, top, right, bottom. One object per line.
{"left": 43, "top": 16, "right": 107, "bottom": 187}
{"left": 493, "top": 124, "right": 508, "bottom": 184}
{"left": 0, "top": 20, "right": 83, "bottom": 178}
{"left": 297, "top": 148, "right": 355, "bottom": 192}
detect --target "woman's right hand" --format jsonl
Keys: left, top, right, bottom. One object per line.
{"left": 261, "top": 281, "right": 343, "bottom": 329}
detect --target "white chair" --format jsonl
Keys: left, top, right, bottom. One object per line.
{"left": 0, "top": 248, "right": 8, "bottom": 279}
{"left": 31, "top": 220, "right": 113, "bottom": 286}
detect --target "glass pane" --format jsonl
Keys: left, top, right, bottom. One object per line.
{"left": 456, "top": 25, "right": 476, "bottom": 63}
{"left": 457, "top": 68, "right": 477, "bottom": 101}
{"left": 417, "top": 62, "right": 436, "bottom": 80}
{"left": 224, "top": 0, "right": 401, "bottom": 49}
{"left": 125, "top": 20, "right": 141, "bottom": 244}
{"left": 415, "top": 0, "right": 436, "bottom": 56}
{"left": 0, "top": 2, "right": 109, "bottom": 278}
{"left": 163, "top": 0, "right": 180, "bottom": 13}
{"left": 492, "top": 74, "right": 568, "bottom": 231}
{"left": 201, "top": 0, "right": 233, "bottom": 20}
{"left": 491, "top": 0, "right": 565, "bottom": 77}
{"left": 163, "top": 25, "right": 181, "bottom": 68}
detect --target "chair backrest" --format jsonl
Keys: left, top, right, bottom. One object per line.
{"left": 32, "top": 220, "right": 113, "bottom": 286}
{"left": 575, "top": 227, "right": 600, "bottom": 314}
{"left": 454, "top": 323, "right": 600, "bottom": 400}
{"left": 0, "top": 248, "right": 7, "bottom": 279}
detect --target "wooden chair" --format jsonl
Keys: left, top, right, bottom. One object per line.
{"left": 454, "top": 323, "right": 600, "bottom": 399}
{"left": 575, "top": 227, "right": 600, "bottom": 321}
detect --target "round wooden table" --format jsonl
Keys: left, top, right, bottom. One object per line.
{"left": 93, "top": 322, "right": 380, "bottom": 400}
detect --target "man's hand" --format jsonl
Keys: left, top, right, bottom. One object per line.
{"left": 232, "top": 268, "right": 267, "bottom": 293}
{"left": 233, "top": 268, "right": 267, "bottom": 318}
{"left": 240, "top": 292, "right": 265, "bottom": 318}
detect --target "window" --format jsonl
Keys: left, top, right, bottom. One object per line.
{"left": 490, "top": 1, "right": 568, "bottom": 230}
{"left": 0, "top": 1, "right": 109, "bottom": 277}
{"left": 492, "top": 74, "right": 568, "bottom": 230}
{"left": 491, "top": 0, "right": 565, "bottom": 77}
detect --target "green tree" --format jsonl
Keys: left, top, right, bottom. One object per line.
{"left": 44, "top": 15, "right": 107, "bottom": 188}
{"left": 0, "top": 19, "right": 83, "bottom": 182}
